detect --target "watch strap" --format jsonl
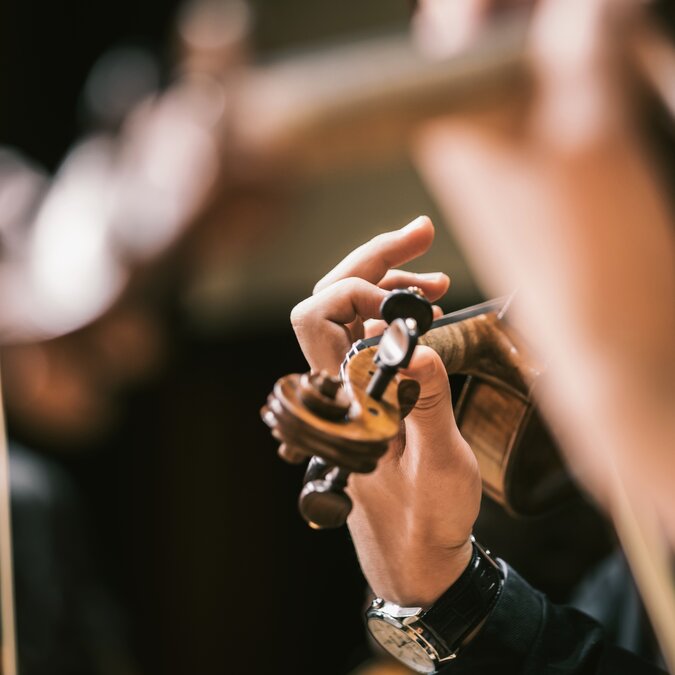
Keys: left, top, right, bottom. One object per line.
{"left": 420, "top": 538, "right": 503, "bottom": 653}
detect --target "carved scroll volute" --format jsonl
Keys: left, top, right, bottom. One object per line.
{"left": 420, "top": 311, "right": 571, "bottom": 516}
{"left": 262, "top": 348, "right": 420, "bottom": 475}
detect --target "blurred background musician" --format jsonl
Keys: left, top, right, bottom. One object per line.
{"left": 412, "top": 0, "right": 675, "bottom": 666}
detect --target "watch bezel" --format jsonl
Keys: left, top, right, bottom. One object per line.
{"left": 366, "top": 602, "right": 458, "bottom": 672}
{"left": 365, "top": 539, "right": 505, "bottom": 672}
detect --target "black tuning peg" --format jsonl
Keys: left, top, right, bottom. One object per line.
{"left": 366, "top": 287, "right": 433, "bottom": 401}
{"left": 298, "top": 458, "right": 353, "bottom": 529}
{"left": 380, "top": 286, "right": 433, "bottom": 335}
{"left": 366, "top": 318, "right": 417, "bottom": 400}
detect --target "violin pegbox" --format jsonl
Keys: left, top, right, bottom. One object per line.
{"left": 261, "top": 286, "right": 429, "bottom": 529}
{"left": 261, "top": 347, "right": 416, "bottom": 473}
{"left": 262, "top": 349, "right": 420, "bottom": 529}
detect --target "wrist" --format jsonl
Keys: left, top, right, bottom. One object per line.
{"left": 371, "top": 536, "right": 474, "bottom": 608}
{"left": 366, "top": 538, "right": 504, "bottom": 673}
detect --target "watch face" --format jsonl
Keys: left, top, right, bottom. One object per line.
{"left": 367, "top": 617, "right": 435, "bottom": 674}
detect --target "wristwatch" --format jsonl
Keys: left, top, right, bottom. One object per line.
{"left": 365, "top": 537, "right": 504, "bottom": 674}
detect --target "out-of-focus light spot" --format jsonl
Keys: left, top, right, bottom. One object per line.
{"left": 178, "top": 0, "right": 251, "bottom": 53}
{"left": 412, "top": 0, "right": 487, "bottom": 58}
{"left": 112, "top": 84, "right": 220, "bottom": 259}
{"left": 26, "top": 138, "right": 125, "bottom": 335}
{"left": 0, "top": 149, "right": 47, "bottom": 249}
{"left": 82, "top": 46, "right": 160, "bottom": 128}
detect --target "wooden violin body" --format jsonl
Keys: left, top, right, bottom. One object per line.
{"left": 423, "top": 309, "right": 572, "bottom": 515}
{"left": 263, "top": 299, "right": 573, "bottom": 521}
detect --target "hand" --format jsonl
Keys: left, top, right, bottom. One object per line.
{"left": 290, "top": 216, "right": 481, "bottom": 607}
{"left": 410, "top": 0, "right": 675, "bottom": 528}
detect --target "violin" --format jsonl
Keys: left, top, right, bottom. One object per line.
{"left": 262, "top": 288, "right": 571, "bottom": 529}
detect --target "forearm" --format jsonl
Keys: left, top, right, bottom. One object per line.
{"left": 442, "top": 562, "right": 667, "bottom": 675}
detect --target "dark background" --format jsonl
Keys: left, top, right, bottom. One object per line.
{"left": 0, "top": 2, "right": 620, "bottom": 674}
{"left": 0, "top": 3, "right": 426, "bottom": 674}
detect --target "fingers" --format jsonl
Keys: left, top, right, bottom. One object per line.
{"left": 363, "top": 304, "right": 444, "bottom": 339}
{"left": 293, "top": 215, "right": 446, "bottom": 373}
{"left": 361, "top": 272, "right": 448, "bottom": 339}
{"left": 291, "top": 278, "right": 388, "bottom": 373}
{"left": 363, "top": 318, "right": 388, "bottom": 339}
{"left": 361, "top": 271, "right": 448, "bottom": 339}
{"left": 313, "top": 216, "right": 435, "bottom": 294}
{"left": 378, "top": 269, "right": 450, "bottom": 301}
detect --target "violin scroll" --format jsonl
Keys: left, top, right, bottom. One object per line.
{"left": 261, "top": 352, "right": 409, "bottom": 528}
{"left": 261, "top": 287, "right": 431, "bottom": 529}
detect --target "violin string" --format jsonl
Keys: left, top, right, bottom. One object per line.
{"left": 496, "top": 289, "right": 517, "bottom": 321}
{"left": 0, "top": 360, "right": 18, "bottom": 675}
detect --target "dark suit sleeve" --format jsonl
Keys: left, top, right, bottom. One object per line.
{"left": 440, "top": 563, "right": 666, "bottom": 675}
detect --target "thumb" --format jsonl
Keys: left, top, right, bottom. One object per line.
{"left": 400, "top": 346, "right": 468, "bottom": 469}
{"left": 401, "top": 345, "right": 453, "bottom": 414}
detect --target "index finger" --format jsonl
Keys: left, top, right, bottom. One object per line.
{"left": 313, "top": 216, "right": 435, "bottom": 295}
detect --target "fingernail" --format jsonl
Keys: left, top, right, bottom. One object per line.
{"left": 418, "top": 272, "right": 445, "bottom": 281}
{"left": 402, "top": 215, "right": 429, "bottom": 233}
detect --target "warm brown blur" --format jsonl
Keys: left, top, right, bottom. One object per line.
{"left": 413, "top": 0, "right": 675, "bottom": 666}
{"left": 414, "top": 0, "right": 675, "bottom": 534}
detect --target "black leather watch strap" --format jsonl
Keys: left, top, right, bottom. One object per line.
{"left": 420, "top": 538, "right": 504, "bottom": 653}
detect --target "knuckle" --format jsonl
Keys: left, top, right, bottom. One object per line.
{"left": 314, "top": 276, "right": 367, "bottom": 299}
{"left": 369, "top": 231, "right": 390, "bottom": 247}
{"left": 312, "top": 277, "right": 328, "bottom": 295}
{"left": 289, "top": 301, "right": 308, "bottom": 328}
{"left": 335, "top": 276, "right": 366, "bottom": 294}
{"left": 369, "top": 231, "right": 396, "bottom": 262}
{"left": 414, "top": 347, "right": 442, "bottom": 376}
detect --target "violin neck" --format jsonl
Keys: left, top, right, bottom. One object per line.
{"left": 419, "top": 314, "right": 528, "bottom": 395}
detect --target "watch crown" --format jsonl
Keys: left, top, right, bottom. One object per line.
{"left": 371, "top": 597, "right": 384, "bottom": 609}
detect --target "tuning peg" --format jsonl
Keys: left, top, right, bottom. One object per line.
{"left": 366, "top": 317, "right": 418, "bottom": 401}
{"left": 293, "top": 384, "right": 354, "bottom": 529}
{"left": 380, "top": 286, "right": 433, "bottom": 335}
{"left": 365, "top": 287, "right": 433, "bottom": 401}
{"left": 298, "top": 461, "right": 352, "bottom": 529}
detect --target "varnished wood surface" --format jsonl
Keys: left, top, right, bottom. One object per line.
{"left": 419, "top": 311, "right": 569, "bottom": 515}
{"left": 419, "top": 312, "right": 543, "bottom": 397}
